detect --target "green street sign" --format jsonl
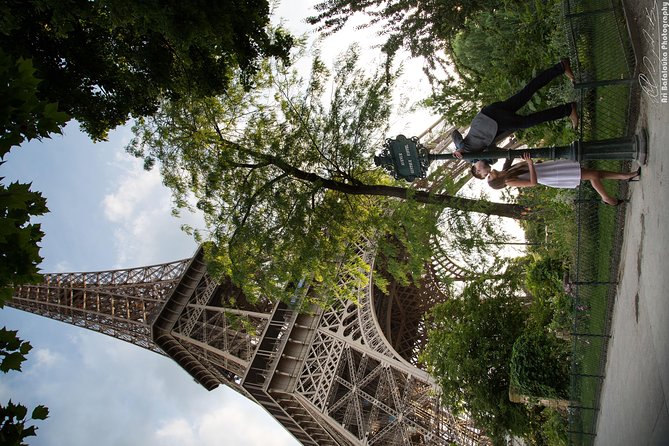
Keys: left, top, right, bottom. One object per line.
{"left": 374, "top": 135, "right": 428, "bottom": 182}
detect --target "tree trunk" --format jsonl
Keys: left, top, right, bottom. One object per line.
{"left": 348, "top": 183, "right": 528, "bottom": 219}
{"left": 264, "top": 154, "right": 529, "bottom": 219}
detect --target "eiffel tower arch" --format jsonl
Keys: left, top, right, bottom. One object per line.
{"left": 11, "top": 240, "right": 489, "bottom": 446}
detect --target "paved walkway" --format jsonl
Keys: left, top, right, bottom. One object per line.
{"left": 594, "top": 1, "right": 669, "bottom": 445}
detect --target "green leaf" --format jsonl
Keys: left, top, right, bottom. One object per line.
{"left": 0, "top": 327, "right": 21, "bottom": 348}
{"left": 23, "top": 425, "right": 37, "bottom": 438}
{"left": 0, "top": 352, "right": 26, "bottom": 373}
{"left": 11, "top": 401, "right": 28, "bottom": 420}
{"left": 31, "top": 405, "right": 49, "bottom": 420}
{"left": 19, "top": 341, "right": 32, "bottom": 355}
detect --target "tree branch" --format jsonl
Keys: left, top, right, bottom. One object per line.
{"left": 207, "top": 134, "right": 528, "bottom": 220}
{"left": 263, "top": 154, "right": 528, "bottom": 219}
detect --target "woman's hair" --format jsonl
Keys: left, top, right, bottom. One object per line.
{"left": 487, "top": 162, "right": 530, "bottom": 189}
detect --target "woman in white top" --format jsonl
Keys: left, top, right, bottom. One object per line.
{"left": 487, "top": 153, "right": 640, "bottom": 206}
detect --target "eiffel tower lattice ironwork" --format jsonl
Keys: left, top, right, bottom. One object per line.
{"left": 9, "top": 117, "right": 501, "bottom": 445}
{"left": 10, "top": 239, "right": 490, "bottom": 446}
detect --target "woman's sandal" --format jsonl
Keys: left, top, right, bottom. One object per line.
{"left": 603, "top": 198, "right": 625, "bottom": 207}
{"left": 628, "top": 167, "right": 641, "bottom": 182}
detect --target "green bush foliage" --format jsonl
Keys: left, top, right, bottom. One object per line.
{"left": 429, "top": 0, "right": 575, "bottom": 147}
{"left": 510, "top": 331, "right": 571, "bottom": 400}
{"left": 540, "top": 408, "right": 569, "bottom": 446}
{"left": 526, "top": 251, "right": 575, "bottom": 333}
{"left": 422, "top": 277, "right": 534, "bottom": 442}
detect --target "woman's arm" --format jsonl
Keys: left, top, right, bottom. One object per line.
{"left": 522, "top": 152, "right": 537, "bottom": 185}
{"left": 506, "top": 179, "right": 535, "bottom": 187}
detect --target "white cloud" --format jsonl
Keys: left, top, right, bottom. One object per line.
{"left": 154, "top": 418, "right": 196, "bottom": 446}
{"left": 31, "top": 348, "right": 62, "bottom": 369}
{"left": 150, "top": 401, "right": 299, "bottom": 446}
{"left": 198, "top": 404, "right": 299, "bottom": 446}
{"left": 51, "top": 260, "right": 73, "bottom": 273}
{"left": 101, "top": 153, "right": 204, "bottom": 266}
{"left": 102, "top": 154, "right": 166, "bottom": 224}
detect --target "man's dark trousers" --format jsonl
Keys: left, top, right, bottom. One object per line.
{"left": 481, "top": 62, "right": 572, "bottom": 139}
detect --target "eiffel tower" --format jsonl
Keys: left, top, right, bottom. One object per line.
{"left": 9, "top": 120, "right": 506, "bottom": 446}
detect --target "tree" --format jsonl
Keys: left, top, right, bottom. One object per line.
{"left": 0, "top": 50, "right": 69, "bottom": 158}
{"left": 426, "top": 0, "right": 574, "bottom": 147}
{"left": 0, "top": 50, "right": 65, "bottom": 305}
{"left": 0, "top": 0, "right": 294, "bottom": 140}
{"left": 420, "top": 277, "right": 532, "bottom": 442}
{"left": 0, "top": 328, "right": 49, "bottom": 446}
{"left": 0, "top": 44, "right": 67, "bottom": 446}
{"left": 128, "top": 46, "right": 527, "bottom": 304}
{"left": 435, "top": 204, "right": 520, "bottom": 279}
{"left": 307, "top": 0, "right": 509, "bottom": 70}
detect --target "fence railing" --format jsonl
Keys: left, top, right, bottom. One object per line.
{"left": 562, "top": 0, "right": 638, "bottom": 444}
{"left": 565, "top": 0, "right": 638, "bottom": 141}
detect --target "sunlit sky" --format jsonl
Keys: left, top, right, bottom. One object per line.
{"left": 0, "top": 2, "right": 450, "bottom": 445}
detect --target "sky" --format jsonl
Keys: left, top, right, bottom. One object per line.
{"left": 0, "top": 2, "right": 442, "bottom": 446}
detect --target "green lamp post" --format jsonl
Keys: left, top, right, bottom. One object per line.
{"left": 374, "top": 131, "right": 647, "bottom": 182}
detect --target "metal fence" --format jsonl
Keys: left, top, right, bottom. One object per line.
{"left": 565, "top": 0, "right": 638, "bottom": 141}
{"left": 562, "top": 0, "right": 638, "bottom": 444}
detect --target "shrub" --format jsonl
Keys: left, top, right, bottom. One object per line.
{"left": 510, "top": 331, "right": 571, "bottom": 400}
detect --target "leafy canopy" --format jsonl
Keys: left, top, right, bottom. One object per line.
{"left": 0, "top": 0, "right": 293, "bottom": 139}
{"left": 421, "top": 276, "right": 532, "bottom": 442}
{"left": 129, "top": 45, "right": 527, "bottom": 305}
{"left": 307, "top": 0, "right": 509, "bottom": 71}
{"left": 0, "top": 328, "right": 49, "bottom": 445}
{"left": 130, "top": 46, "right": 438, "bottom": 304}
{"left": 0, "top": 51, "right": 69, "bottom": 157}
